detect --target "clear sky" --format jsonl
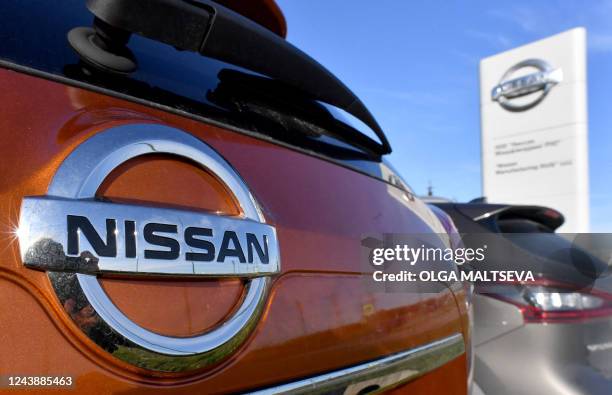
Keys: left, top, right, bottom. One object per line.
{"left": 276, "top": 0, "right": 612, "bottom": 231}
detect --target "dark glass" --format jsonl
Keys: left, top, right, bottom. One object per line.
{"left": 0, "top": 0, "right": 395, "bottom": 180}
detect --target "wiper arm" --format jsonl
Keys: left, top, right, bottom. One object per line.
{"left": 68, "top": 0, "right": 391, "bottom": 154}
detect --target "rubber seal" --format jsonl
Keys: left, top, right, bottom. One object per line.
{"left": 67, "top": 27, "right": 137, "bottom": 74}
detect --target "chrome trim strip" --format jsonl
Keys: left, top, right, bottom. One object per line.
{"left": 249, "top": 333, "right": 465, "bottom": 395}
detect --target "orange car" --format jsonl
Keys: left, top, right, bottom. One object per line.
{"left": 0, "top": 1, "right": 470, "bottom": 393}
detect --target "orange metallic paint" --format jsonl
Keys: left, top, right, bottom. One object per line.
{"left": 100, "top": 278, "right": 245, "bottom": 338}
{"left": 97, "top": 154, "right": 240, "bottom": 216}
{"left": 388, "top": 355, "right": 467, "bottom": 395}
{"left": 0, "top": 68, "right": 467, "bottom": 393}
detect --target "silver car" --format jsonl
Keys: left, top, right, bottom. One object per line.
{"left": 432, "top": 201, "right": 612, "bottom": 395}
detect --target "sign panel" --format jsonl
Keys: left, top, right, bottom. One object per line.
{"left": 480, "top": 28, "right": 589, "bottom": 232}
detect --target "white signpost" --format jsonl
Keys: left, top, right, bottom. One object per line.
{"left": 480, "top": 28, "right": 589, "bottom": 232}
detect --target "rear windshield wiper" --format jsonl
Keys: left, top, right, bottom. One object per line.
{"left": 68, "top": 0, "right": 391, "bottom": 155}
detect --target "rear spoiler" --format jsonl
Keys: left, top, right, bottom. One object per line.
{"left": 69, "top": 0, "right": 391, "bottom": 155}
{"left": 455, "top": 204, "right": 565, "bottom": 231}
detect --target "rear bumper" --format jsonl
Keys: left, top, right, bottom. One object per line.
{"left": 475, "top": 315, "right": 612, "bottom": 395}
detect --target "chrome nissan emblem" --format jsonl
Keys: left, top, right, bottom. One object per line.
{"left": 17, "top": 124, "right": 280, "bottom": 372}
{"left": 491, "top": 58, "right": 563, "bottom": 112}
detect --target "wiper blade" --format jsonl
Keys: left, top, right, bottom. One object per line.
{"left": 208, "top": 69, "right": 384, "bottom": 156}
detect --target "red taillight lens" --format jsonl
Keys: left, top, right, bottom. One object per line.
{"left": 479, "top": 280, "right": 612, "bottom": 323}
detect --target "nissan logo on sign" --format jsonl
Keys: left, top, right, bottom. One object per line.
{"left": 491, "top": 59, "right": 563, "bottom": 112}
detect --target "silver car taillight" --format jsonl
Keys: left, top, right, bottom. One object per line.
{"left": 479, "top": 280, "right": 612, "bottom": 323}
{"left": 525, "top": 288, "right": 604, "bottom": 310}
